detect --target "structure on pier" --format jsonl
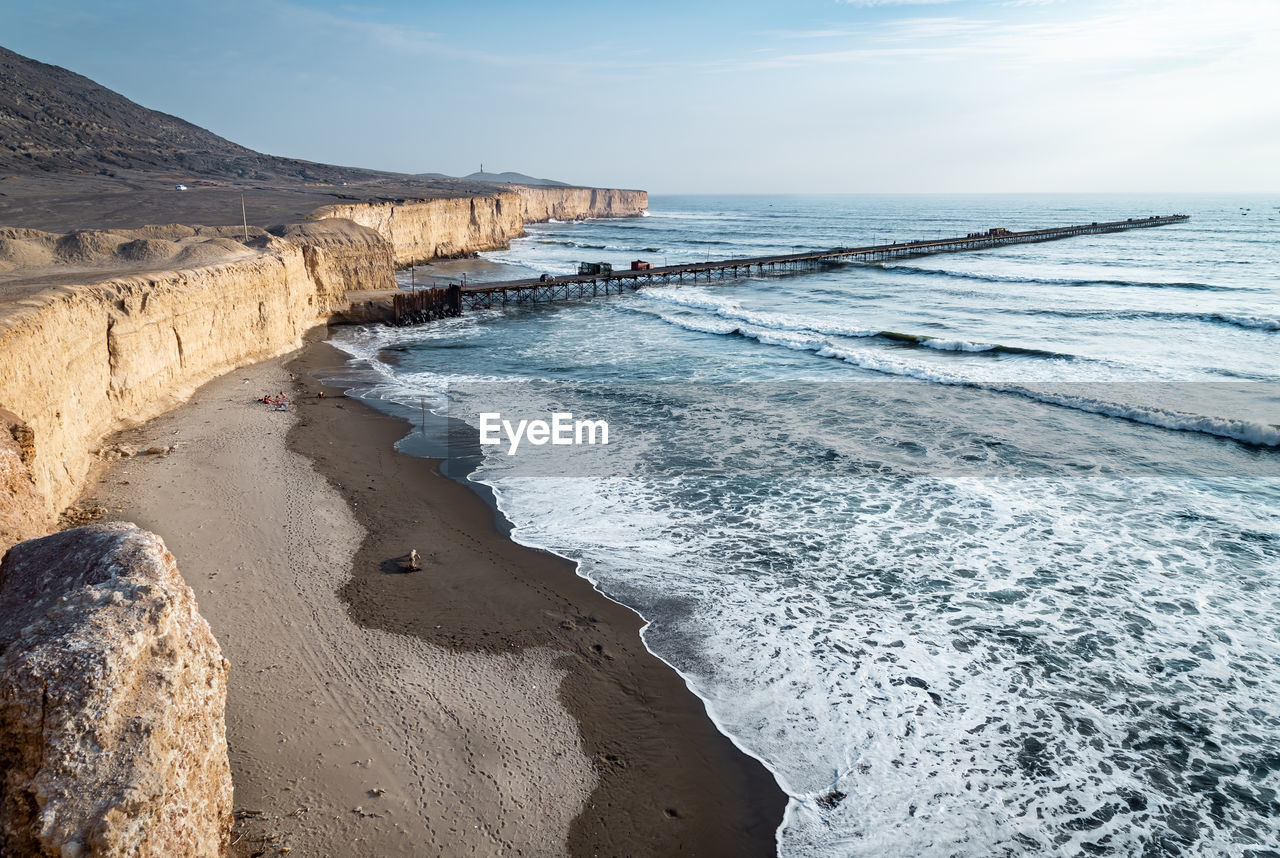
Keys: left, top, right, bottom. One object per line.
{"left": 392, "top": 214, "right": 1188, "bottom": 323}
{"left": 392, "top": 285, "right": 461, "bottom": 325}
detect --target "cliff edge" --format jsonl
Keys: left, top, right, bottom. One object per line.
{"left": 0, "top": 522, "right": 232, "bottom": 857}
{"left": 312, "top": 185, "right": 647, "bottom": 266}
{"left": 0, "top": 41, "right": 649, "bottom": 858}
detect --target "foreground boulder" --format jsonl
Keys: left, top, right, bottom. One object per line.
{"left": 0, "top": 523, "right": 231, "bottom": 856}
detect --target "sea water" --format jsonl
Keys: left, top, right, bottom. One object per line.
{"left": 330, "top": 194, "right": 1280, "bottom": 857}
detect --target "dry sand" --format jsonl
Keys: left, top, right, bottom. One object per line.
{"left": 84, "top": 335, "right": 786, "bottom": 856}
{"left": 0, "top": 224, "right": 261, "bottom": 300}
{"left": 86, "top": 355, "right": 597, "bottom": 856}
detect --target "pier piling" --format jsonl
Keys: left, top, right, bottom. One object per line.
{"left": 392, "top": 215, "right": 1188, "bottom": 324}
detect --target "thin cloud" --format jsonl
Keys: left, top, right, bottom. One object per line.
{"left": 727, "top": 0, "right": 1277, "bottom": 74}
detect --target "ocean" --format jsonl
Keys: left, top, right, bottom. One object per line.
{"left": 329, "top": 194, "right": 1280, "bottom": 857}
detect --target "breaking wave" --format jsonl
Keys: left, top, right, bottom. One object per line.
{"left": 1014, "top": 307, "right": 1280, "bottom": 332}
{"left": 637, "top": 292, "right": 1280, "bottom": 447}
{"left": 877, "top": 264, "right": 1245, "bottom": 292}
{"left": 638, "top": 287, "right": 1074, "bottom": 359}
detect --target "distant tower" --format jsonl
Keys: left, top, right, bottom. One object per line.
{"left": 480, "top": 163, "right": 484, "bottom": 174}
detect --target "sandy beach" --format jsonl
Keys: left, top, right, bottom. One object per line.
{"left": 81, "top": 332, "right": 785, "bottom": 856}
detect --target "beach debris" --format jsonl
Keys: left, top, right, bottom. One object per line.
{"left": 144, "top": 445, "right": 172, "bottom": 455}
{"left": 400, "top": 549, "right": 422, "bottom": 572}
{"left": 815, "top": 789, "right": 847, "bottom": 810}
{"left": 57, "top": 504, "right": 108, "bottom": 527}
{"left": 369, "top": 787, "right": 386, "bottom": 797}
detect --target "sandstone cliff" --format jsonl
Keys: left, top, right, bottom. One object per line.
{"left": 512, "top": 186, "right": 648, "bottom": 223}
{"left": 0, "top": 409, "right": 41, "bottom": 549}
{"left": 0, "top": 181, "right": 645, "bottom": 855}
{"left": 0, "top": 523, "right": 231, "bottom": 857}
{"left": 314, "top": 185, "right": 647, "bottom": 267}
{"left": 315, "top": 193, "right": 526, "bottom": 266}
{"left": 0, "top": 186, "right": 644, "bottom": 535}
{"left": 0, "top": 220, "right": 394, "bottom": 527}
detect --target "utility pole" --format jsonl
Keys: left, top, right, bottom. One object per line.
{"left": 241, "top": 195, "right": 249, "bottom": 242}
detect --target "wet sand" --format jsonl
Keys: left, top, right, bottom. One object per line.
{"left": 85, "top": 333, "right": 785, "bottom": 856}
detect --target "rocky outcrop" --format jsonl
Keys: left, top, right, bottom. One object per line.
{"left": 315, "top": 193, "right": 525, "bottom": 266}
{"left": 0, "top": 523, "right": 231, "bottom": 856}
{"left": 315, "top": 185, "right": 648, "bottom": 266}
{"left": 271, "top": 220, "right": 396, "bottom": 311}
{"left": 0, "top": 409, "right": 41, "bottom": 549}
{"left": 512, "top": 186, "right": 648, "bottom": 223}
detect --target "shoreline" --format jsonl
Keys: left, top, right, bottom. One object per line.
{"left": 82, "top": 331, "right": 785, "bottom": 855}
{"left": 288, "top": 336, "right": 787, "bottom": 855}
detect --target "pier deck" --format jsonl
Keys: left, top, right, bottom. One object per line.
{"left": 392, "top": 214, "right": 1188, "bottom": 323}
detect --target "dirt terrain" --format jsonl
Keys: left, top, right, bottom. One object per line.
{"left": 0, "top": 45, "right": 507, "bottom": 233}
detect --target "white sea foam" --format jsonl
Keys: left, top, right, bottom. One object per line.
{"left": 918, "top": 338, "right": 998, "bottom": 352}
{"left": 1211, "top": 312, "right": 1280, "bottom": 332}
{"left": 632, "top": 301, "right": 1280, "bottom": 447}
{"left": 327, "top": 196, "right": 1280, "bottom": 857}
{"left": 817, "top": 344, "right": 1280, "bottom": 446}
{"left": 878, "top": 263, "right": 1246, "bottom": 292}
{"left": 470, "top": 464, "right": 1280, "bottom": 858}
{"left": 639, "top": 286, "right": 876, "bottom": 339}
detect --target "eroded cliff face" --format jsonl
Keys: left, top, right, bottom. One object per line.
{"left": 0, "top": 409, "right": 41, "bottom": 549}
{"left": 0, "top": 186, "right": 643, "bottom": 535}
{"left": 0, "top": 185, "right": 643, "bottom": 854}
{"left": 0, "top": 220, "right": 393, "bottom": 527}
{"left": 315, "top": 185, "right": 648, "bottom": 266}
{"left": 0, "top": 523, "right": 231, "bottom": 857}
{"left": 512, "top": 186, "right": 648, "bottom": 223}
{"left": 315, "top": 194, "right": 526, "bottom": 266}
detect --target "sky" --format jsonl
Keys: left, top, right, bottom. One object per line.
{"left": 3, "top": 0, "right": 1278, "bottom": 193}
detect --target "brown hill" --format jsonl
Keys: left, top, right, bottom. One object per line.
{"left": 0, "top": 44, "right": 384, "bottom": 183}
{"left": 0, "top": 45, "right": 571, "bottom": 231}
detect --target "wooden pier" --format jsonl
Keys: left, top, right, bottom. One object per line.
{"left": 392, "top": 285, "right": 462, "bottom": 325}
{"left": 392, "top": 214, "right": 1188, "bottom": 322}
